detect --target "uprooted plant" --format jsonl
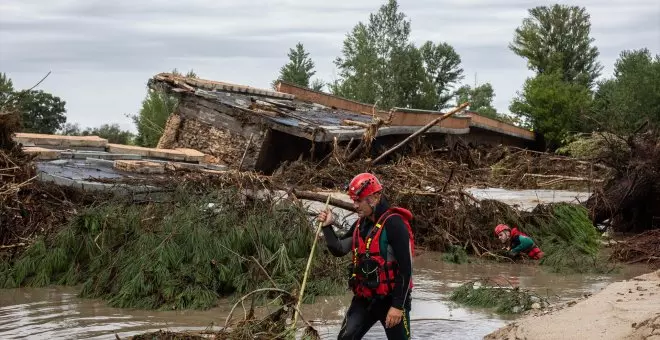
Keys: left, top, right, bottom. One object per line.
{"left": 449, "top": 278, "right": 550, "bottom": 314}
{"left": 0, "top": 185, "right": 346, "bottom": 311}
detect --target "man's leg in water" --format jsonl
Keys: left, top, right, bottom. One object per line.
{"left": 337, "top": 296, "right": 379, "bottom": 340}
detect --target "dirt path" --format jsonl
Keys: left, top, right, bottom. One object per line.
{"left": 485, "top": 270, "right": 660, "bottom": 340}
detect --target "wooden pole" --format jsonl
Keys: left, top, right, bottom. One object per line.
{"left": 292, "top": 195, "right": 331, "bottom": 333}
{"left": 237, "top": 133, "right": 254, "bottom": 171}
{"left": 292, "top": 189, "right": 356, "bottom": 212}
{"left": 370, "top": 102, "right": 469, "bottom": 165}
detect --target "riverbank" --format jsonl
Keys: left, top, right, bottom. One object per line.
{"left": 484, "top": 269, "right": 660, "bottom": 340}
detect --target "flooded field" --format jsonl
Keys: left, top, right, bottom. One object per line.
{"left": 0, "top": 252, "right": 651, "bottom": 340}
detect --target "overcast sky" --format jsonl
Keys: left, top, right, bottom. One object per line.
{"left": 1, "top": 0, "right": 659, "bottom": 132}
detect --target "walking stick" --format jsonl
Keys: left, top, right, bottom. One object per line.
{"left": 291, "top": 195, "right": 331, "bottom": 335}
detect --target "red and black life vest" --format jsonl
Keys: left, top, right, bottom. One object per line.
{"left": 350, "top": 207, "right": 415, "bottom": 299}
{"left": 510, "top": 227, "right": 544, "bottom": 260}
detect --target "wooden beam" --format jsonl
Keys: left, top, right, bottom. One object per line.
{"left": 370, "top": 102, "right": 469, "bottom": 165}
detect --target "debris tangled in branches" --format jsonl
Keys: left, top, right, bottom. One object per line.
{"left": 610, "top": 230, "right": 660, "bottom": 268}
{"left": 586, "top": 126, "right": 660, "bottom": 233}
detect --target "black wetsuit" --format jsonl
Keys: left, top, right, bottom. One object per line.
{"left": 321, "top": 197, "right": 413, "bottom": 340}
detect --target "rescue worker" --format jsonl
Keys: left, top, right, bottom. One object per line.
{"left": 317, "top": 173, "right": 414, "bottom": 340}
{"left": 494, "top": 224, "right": 544, "bottom": 260}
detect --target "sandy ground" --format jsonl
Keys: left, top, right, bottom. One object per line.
{"left": 484, "top": 270, "right": 660, "bottom": 340}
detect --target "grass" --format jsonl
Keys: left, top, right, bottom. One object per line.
{"left": 0, "top": 187, "right": 346, "bottom": 310}
{"left": 449, "top": 279, "right": 546, "bottom": 314}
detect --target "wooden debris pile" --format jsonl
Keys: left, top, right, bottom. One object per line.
{"left": 0, "top": 111, "right": 104, "bottom": 259}
{"left": 586, "top": 125, "right": 660, "bottom": 232}
{"left": 610, "top": 230, "right": 660, "bottom": 268}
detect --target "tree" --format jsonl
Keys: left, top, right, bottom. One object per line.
{"left": 60, "top": 123, "right": 135, "bottom": 145}
{"left": 419, "top": 41, "right": 464, "bottom": 109}
{"left": 591, "top": 48, "right": 660, "bottom": 132}
{"left": 130, "top": 68, "right": 194, "bottom": 147}
{"left": 455, "top": 83, "right": 497, "bottom": 117}
{"left": 510, "top": 72, "right": 593, "bottom": 149}
{"left": 0, "top": 73, "right": 13, "bottom": 102}
{"left": 59, "top": 123, "right": 82, "bottom": 136}
{"left": 273, "top": 43, "right": 320, "bottom": 90}
{"left": 131, "top": 86, "right": 178, "bottom": 147}
{"left": 17, "top": 90, "right": 67, "bottom": 134}
{"left": 510, "top": 4, "right": 602, "bottom": 87}
{"left": 84, "top": 124, "right": 134, "bottom": 144}
{"left": 332, "top": 0, "right": 463, "bottom": 110}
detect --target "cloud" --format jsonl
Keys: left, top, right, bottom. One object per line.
{"left": 1, "top": 0, "right": 658, "bottom": 131}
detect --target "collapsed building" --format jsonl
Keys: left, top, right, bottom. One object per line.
{"left": 149, "top": 73, "right": 538, "bottom": 174}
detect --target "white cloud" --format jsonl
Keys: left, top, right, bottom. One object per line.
{"left": 1, "top": 0, "right": 658, "bottom": 132}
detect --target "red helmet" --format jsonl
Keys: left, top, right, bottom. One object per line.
{"left": 494, "top": 224, "right": 510, "bottom": 235}
{"left": 347, "top": 173, "right": 382, "bottom": 201}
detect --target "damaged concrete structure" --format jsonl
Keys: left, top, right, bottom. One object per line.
{"left": 150, "top": 73, "right": 536, "bottom": 174}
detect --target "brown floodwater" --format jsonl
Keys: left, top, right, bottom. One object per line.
{"left": 0, "top": 253, "right": 651, "bottom": 340}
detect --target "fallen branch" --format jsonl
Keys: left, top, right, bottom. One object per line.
{"left": 0, "top": 243, "right": 26, "bottom": 249}
{"left": 371, "top": 102, "right": 469, "bottom": 165}
{"left": 521, "top": 173, "right": 604, "bottom": 182}
{"left": 292, "top": 189, "right": 356, "bottom": 212}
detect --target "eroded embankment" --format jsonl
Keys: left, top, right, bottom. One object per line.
{"left": 484, "top": 270, "right": 660, "bottom": 340}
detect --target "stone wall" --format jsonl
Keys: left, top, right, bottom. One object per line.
{"left": 156, "top": 95, "right": 267, "bottom": 170}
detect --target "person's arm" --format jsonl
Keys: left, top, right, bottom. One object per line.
{"left": 384, "top": 215, "right": 412, "bottom": 310}
{"left": 510, "top": 235, "right": 534, "bottom": 255}
{"left": 321, "top": 221, "right": 356, "bottom": 257}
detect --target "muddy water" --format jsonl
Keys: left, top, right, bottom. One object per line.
{"left": 0, "top": 253, "right": 650, "bottom": 340}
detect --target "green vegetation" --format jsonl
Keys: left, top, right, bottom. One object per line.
{"left": 509, "top": 4, "right": 602, "bottom": 88}
{"left": 329, "top": 0, "right": 463, "bottom": 110}
{"left": 0, "top": 188, "right": 345, "bottom": 310}
{"left": 527, "top": 204, "right": 607, "bottom": 274}
{"left": 455, "top": 83, "right": 497, "bottom": 117}
{"left": 272, "top": 42, "right": 324, "bottom": 91}
{"left": 130, "top": 68, "right": 197, "bottom": 147}
{"left": 590, "top": 48, "right": 660, "bottom": 133}
{"left": 449, "top": 279, "right": 545, "bottom": 314}
{"left": 1, "top": 72, "right": 67, "bottom": 134}
{"left": 442, "top": 245, "right": 469, "bottom": 264}
{"left": 59, "top": 123, "right": 135, "bottom": 145}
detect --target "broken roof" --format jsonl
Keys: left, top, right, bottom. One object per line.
{"left": 149, "top": 73, "right": 533, "bottom": 142}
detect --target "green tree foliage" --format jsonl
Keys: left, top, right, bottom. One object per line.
{"left": 131, "top": 86, "right": 178, "bottom": 147}
{"left": 16, "top": 90, "right": 67, "bottom": 134}
{"left": 331, "top": 0, "right": 463, "bottom": 110}
{"left": 510, "top": 72, "right": 592, "bottom": 149}
{"left": 510, "top": 4, "right": 602, "bottom": 88}
{"left": 131, "top": 68, "right": 196, "bottom": 147}
{"left": 1, "top": 73, "right": 67, "bottom": 134}
{"left": 60, "top": 123, "right": 134, "bottom": 145}
{"left": 0, "top": 72, "right": 13, "bottom": 102}
{"left": 273, "top": 42, "right": 324, "bottom": 91}
{"left": 419, "top": 41, "right": 464, "bottom": 109}
{"left": 455, "top": 83, "right": 498, "bottom": 118}
{"left": 591, "top": 48, "right": 660, "bottom": 132}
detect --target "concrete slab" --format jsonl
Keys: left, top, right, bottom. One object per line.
{"left": 61, "top": 151, "right": 143, "bottom": 161}
{"left": 15, "top": 133, "right": 108, "bottom": 148}
{"left": 106, "top": 144, "right": 205, "bottom": 163}
{"left": 114, "top": 160, "right": 166, "bottom": 174}
{"left": 23, "top": 147, "right": 61, "bottom": 160}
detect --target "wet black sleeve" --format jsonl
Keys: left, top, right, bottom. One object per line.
{"left": 384, "top": 215, "right": 412, "bottom": 310}
{"left": 321, "top": 221, "right": 356, "bottom": 257}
